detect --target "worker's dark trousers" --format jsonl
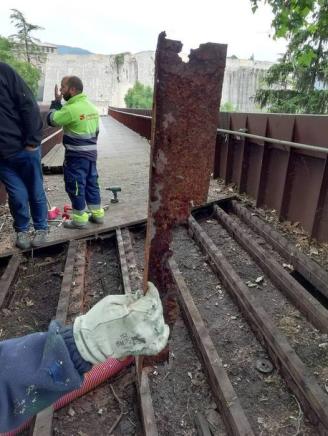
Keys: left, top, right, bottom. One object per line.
{"left": 63, "top": 156, "right": 101, "bottom": 211}
{"left": 0, "top": 148, "right": 48, "bottom": 232}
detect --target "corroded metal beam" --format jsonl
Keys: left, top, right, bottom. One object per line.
{"left": 188, "top": 215, "right": 328, "bottom": 433}
{"left": 33, "top": 240, "right": 79, "bottom": 436}
{"left": 0, "top": 254, "right": 21, "bottom": 308}
{"left": 143, "top": 32, "right": 227, "bottom": 315}
{"left": 116, "top": 228, "right": 158, "bottom": 436}
{"left": 169, "top": 257, "right": 255, "bottom": 435}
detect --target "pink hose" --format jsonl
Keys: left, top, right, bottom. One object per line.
{"left": 1, "top": 357, "right": 133, "bottom": 436}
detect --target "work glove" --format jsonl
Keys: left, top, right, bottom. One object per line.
{"left": 73, "top": 282, "right": 170, "bottom": 364}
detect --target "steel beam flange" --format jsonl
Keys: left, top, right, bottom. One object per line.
{"left": 188, "top": 215, "right": 328, "bottom": 434}
{"left": 33, "top": 240, "right": 79, "bottom": 436}
{"left": 231, "top": 200, "right": 328, "bottom": 300}
{"left": 0, "top": 254, "right": 21, "bottom": 308}
{"left": 116, "top": 229, "right": 132, "bottom": 294}
{"left": 169, "top": 257, "right": 255, "bottom": 436}
{"left": 116, "top": 228, "right": 158, "bottom": 436}
{"left": 121, "top": 228, "right": 143, "bottom": 293}
{"left": 213, "top": 204, "right": 328, "bottom": 332}
{"left": 144, "top": 32, "right": 227, "bottom": 323}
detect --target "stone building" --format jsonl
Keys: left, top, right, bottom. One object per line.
{"left": 42, "top": 51, "right": 273, "bottom": 113}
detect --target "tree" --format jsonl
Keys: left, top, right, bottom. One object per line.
{"left": 124, "top": 81, "right": 153, "bottom": 109}
{"left": 251, "top": 0, "right": 328, "bottom": 113}
{"left": 0, "top": 37, "right": 13, "bottom": 64}
{"left": 0, "top": 36, "right": 41, "bottom": 95}
{"left": 220, "top": 101, "right": 236, "bottom": 112}
{"left": 9, "top": 9, "right": 44, "bottom": 64}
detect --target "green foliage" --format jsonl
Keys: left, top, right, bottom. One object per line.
{"left": 255, "top": 89, "right": 328, "bottom": 113}
{"left": 9, "top": 9, "right": 44, "bottom": 64}
{"left": 250, "top": 0, "right": 320, "bottom": 39}
{"left": 115, "top": 53, "right": 126, "bottom": 69}
{"left": 0, "top": 36, "right": 41, "bottom": 95}
{"left": 220, "top": 101, "right": 236, "bottom": 112}
{"left": 124, "top": 81, "right": 153, "bottom": 109}
{"left": 114, "top": 52, "right": 130, "bottom": 81}
{"left": 0, "top": 37, "right": 13, "bottom": 63}
{"left": 251, "top": 0, "right": 328, "bottom": 113}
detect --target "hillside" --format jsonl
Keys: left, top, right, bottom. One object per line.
{"left": 57, "top": 45, "right": 93, "bottom": 55}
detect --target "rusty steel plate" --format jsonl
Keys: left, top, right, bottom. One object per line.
{"left": 144, "top": 32, "right": 227, "bottom": 310}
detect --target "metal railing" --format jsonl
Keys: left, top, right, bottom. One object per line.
{"left": 108, "top": 107, "right": 328, "bottom": 242}
{"left": 109, "top": 108, "right": 328, "bottom": 154}
{"left": 217, "top": 128, "right": 328, "bottom": 154}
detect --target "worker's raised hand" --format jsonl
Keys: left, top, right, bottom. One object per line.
{"left": 54, "top": 84, "right": 62, "bottom": 102}
{"left": 73, "top": 282, "right": 170, "bottom": 363}
{"left": 24, "top": 145, "right": 37, "bottom": 152}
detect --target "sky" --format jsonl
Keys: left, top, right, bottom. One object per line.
{"left": 0, "top": 0, "right": 287, "bottom": 62}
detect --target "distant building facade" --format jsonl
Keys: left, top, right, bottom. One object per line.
{"left": 34, "top": 40, "right": 58, "bottom": 55}
{"left": 42, "top": 51, "right": 273, "bottom": 113}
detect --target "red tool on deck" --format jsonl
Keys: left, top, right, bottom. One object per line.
{"left": 62, "top": 204, "right": 72, "bottom": 219}
{"left": 47, "top": 207, "right": 61, "bottom": 220}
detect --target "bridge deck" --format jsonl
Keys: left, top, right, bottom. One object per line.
{"left": 0, "top": 115, "right": 224, "bottom": 256}
{"left": 0, "top": 116, "right": 150, "bottom": 255}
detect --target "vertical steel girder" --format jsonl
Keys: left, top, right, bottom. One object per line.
{"left": 143, "top": 32, "right": 227, "bottom": 319}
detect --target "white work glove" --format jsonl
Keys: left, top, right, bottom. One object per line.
{"left": 73, "top": 282, "right": 170, "bottom": 364}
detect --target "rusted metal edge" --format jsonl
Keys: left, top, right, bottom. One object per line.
{"left": 311, "top": 156, "right": 328, "bottom": 238}
{"left": 135, "top": 362, "right": 159, "bottom": 436}
{"left": 121, "top": 228, "right": 143, "bottom": 292}
{"left": 143, "top": 32, "right": 227, "bottom": 308}
{"left": 30, "top": 407, "right": 55, "bottom": 436}
{"left": 168, "top": 257, "right": 255, "bottom": 436}
{"left": 116, "top": 229, "right": 132, "bottom": 294}
{"left": 116, "top": 228, "right": 158, "bottom": 436}
{"left": 194, "top": 412, "right": 212, "bottom": 436}
{"left": 0, "top": 254, "right": 21, "bottom": 308}
{"left": 67, "top": 241, "right": 87, "bottom": 321}
{"left": 188, "top": 216, "right": 328, "bottom": 434}
{"left": 55, "top": 240, "right": 79, "bottom": 323}
{"left": 213, "top": 204, "right": 328, "bottom": 332}
{"left": 33, "top": 240, "right": 79, "bottom": 436}
{"left": 122, "top": 228, "right": 168, "bottom": 366}
{"left": 231, "top": 200, "right": 328, "bottom": 300}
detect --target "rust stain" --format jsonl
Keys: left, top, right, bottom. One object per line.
{"left": 143, "top": 31, "right": 227, "bottom": 323}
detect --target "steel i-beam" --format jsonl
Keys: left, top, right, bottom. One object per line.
{"left": 143, "top": 32, "right": 227, "bottom": 324}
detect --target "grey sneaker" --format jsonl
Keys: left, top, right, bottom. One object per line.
{"left": 32, "top": 229, "right": 48, "bottom": 248}
{"left": 16, "top": 232, "right": 31, "bottom": 250}
{"left": 89, "top": 215, "right": 104, "bottom": 224}
{"left": 63, "top": 220, "right": 88, "bottom": 229}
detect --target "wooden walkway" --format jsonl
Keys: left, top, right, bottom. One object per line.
{"left": 0, "top": 115, "right": 224, "bottom": 256}
{"left": 0, "top": 116, "right": 150, "bottom": 256}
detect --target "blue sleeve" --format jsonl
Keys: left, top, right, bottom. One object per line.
{"left": 0, "top": 321, "right": 92, "bottom": 433}
{"left": 4, "top": 63, "right": 43, "bottom": 147}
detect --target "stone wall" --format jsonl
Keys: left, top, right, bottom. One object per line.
{"left": 221, "top": 59, "right": 272, "bottom": 112}
{"left": 42, "top": 52, "right": 272, "bottom": 113}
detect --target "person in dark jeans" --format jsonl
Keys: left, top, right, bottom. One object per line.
{"left": 0, "top": 62, "right": 48, "bottom": 249}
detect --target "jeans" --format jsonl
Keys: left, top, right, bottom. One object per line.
{"left": 63, "top": 157, "right": 101, "bottom": 211}
{"left": 0, "top": 148, "right": 48, "bottom": 232}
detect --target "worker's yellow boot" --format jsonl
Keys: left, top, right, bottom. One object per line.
{"left": 88, "top": 205, "right": 105, "bottom": 224}
{"left": 64, "top": 210, "right": 89, "bottom": 229}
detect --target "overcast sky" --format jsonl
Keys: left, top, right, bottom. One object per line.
{"left": 0, "top": 0, "right": 287, "bottom": 62}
